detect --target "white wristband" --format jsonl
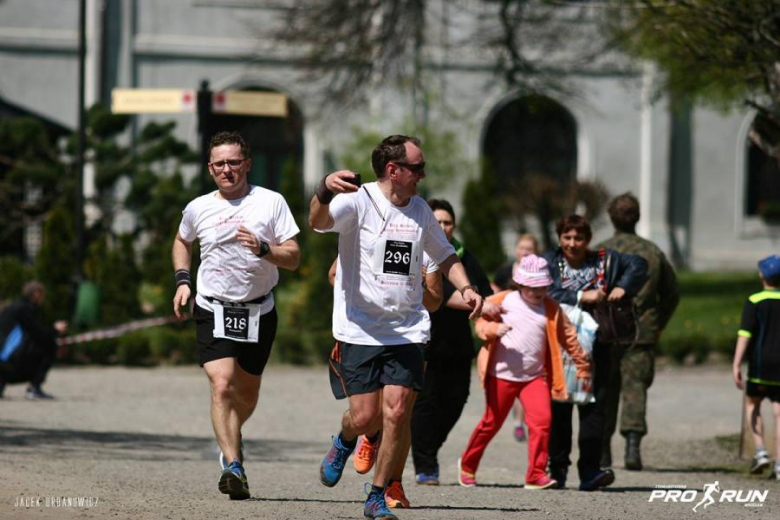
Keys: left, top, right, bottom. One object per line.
{"left": 576, "top": 290, "right": 583, "bottom": 305}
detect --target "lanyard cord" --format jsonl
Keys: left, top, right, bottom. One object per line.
{"left": 362, "top": 185, "right": 386, "bottom": 222}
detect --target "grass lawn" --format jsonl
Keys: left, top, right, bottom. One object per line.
{"left": 659, "top": 270, "right": 761, "bottom": 362}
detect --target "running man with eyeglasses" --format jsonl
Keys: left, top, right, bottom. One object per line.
{"left": 172, "top": 131, "right": 300, "bottom": 500}
{"left": 309, "top": 134, "right": 485, "bottom": 520}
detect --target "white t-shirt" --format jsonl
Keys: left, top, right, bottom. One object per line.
{"left": 178, "top": 185, "right": 300, "bottom": 315}
{"left": 322, "top": 182, "right": 455, "bottom": 345}
{"left": 490, "top": 291, "right": 548, "bottom": 382}
{"left": 423, "top": 252, "right": 439, "bottom": 274}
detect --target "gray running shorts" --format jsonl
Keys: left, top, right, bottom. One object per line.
{"left": 328, "top": 341, "right": 425, "bottom": 400}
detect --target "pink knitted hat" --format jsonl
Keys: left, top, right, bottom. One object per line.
{"left": 513, "top": 254, "right": 553, "bottom": 287}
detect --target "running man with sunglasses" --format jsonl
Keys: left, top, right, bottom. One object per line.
{"left": 309, "top": 134, "right": 485, "bottom": 520}
{"left": 172, "top": 131, "right": 300, "bottom": 500}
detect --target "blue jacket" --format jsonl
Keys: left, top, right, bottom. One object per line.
{"left": 543, "top": 247, "right": 648, "bottom": 306}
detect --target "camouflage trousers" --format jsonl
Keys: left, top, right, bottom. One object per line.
{"left": 602, "top": 343, "right": 655, "bottom": 443}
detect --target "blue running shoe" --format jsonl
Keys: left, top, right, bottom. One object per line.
{"left": 415, "top": 471, "right": 439, "bottom": 485}
{"left": 579, "top": 469, "right": 615, "bottom": 492}
{"left": 364, "top": 486, "right": 398, "bottom": 520}
{"left": 219, "top": 436, "right": 245, "bottom": 470}
{"left": 320, "top": 434, "right": 355, "bottom": 487}
{"left": 219, "top": 459, "right": 250, "bottom": 500}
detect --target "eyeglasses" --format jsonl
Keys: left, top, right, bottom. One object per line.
{"left": 209, "top": 158, "right": 246, "bottom": 171}
{"left": 393, "top": 161, "right": 426, "bottom": 173}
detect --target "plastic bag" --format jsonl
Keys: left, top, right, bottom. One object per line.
{"left": 558, "top": 303, "right": 598, "bottom": 405}
{"left": 560, "top": 303, "right": 597, "bottom": 354}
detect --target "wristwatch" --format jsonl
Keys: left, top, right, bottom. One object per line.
{"left": 255, "top": 241, "right": 271, "bottom": 258}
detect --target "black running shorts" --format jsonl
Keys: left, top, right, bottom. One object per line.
{"left": 746, "top": 381, "right": 780, "bottom": 403}
{"left": 328, "top": 341, "right": 425, "bottom": 400}
{"left": 194, "top": 304, "right": 277, "bottom": 376}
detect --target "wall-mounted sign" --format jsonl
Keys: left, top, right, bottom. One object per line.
{"left": 212, "top": 91, "right": 287, "bottom": 117}
{"left": 111, "top": 89, "right": 195, "bottom": 113}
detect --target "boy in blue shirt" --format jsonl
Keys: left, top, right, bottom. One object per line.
{"left": 733, "top": 254, "right": 780, "bottom": 480}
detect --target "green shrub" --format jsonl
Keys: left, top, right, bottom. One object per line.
{"left": 114, "top": 331, "right": 152, "bottom": 365}
{"left": 0, "top": 256, "right": 35, "bottom": 302}
{"left": 64, "top": 337, "right": 116, "bottom": 365}
{"left": 657, "top": 270, "right": 755, "bottom": 364}
{"left": 147, "top": 327, "right": 177, "bottom": 360}
{"left": 460, "top": 166, "right": 504, "bottom": 273}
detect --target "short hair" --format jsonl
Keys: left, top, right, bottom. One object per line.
{"left": 208, "top": 131, "right": 251, "bottom": 159}
{"left": 608, "top": 192, "right": 640, "bottom": 232}
{"left": 427, "top": 198, "right": 456, "bottom": 224}
{"left": 555, "top": 214, "right": 592, "bottom": 241}
{"left": 371, "top": 135, "right": 421, "bottom": 178}
{"left": 764, "top": 274, "right": 780, "bottom": 288}
{"left": 516, "top": 233, "right": 539, "bottom": 249}
{"left": 22, "top": 280, "right": 45, "bottom": 300}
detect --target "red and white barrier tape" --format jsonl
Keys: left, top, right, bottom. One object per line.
{"left": 57, "top": 316, "right": 182, "bottom": 346}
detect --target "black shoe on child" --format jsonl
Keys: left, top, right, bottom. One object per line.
{"left": 579, "top": 469, "right": 615, "bottom": 492}
{"left": 549, "top": 466, "right": 568, "bottom": 489}
{"left": 26, "top": 386, "right": 54, "bottom": 400}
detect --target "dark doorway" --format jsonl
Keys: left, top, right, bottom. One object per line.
{"left": 745, "top": 113, "right": 780, "bottom": 221}
{"left": 482, "top": 94, "right": 577, "bottom": 187}
{"left": 208, "top": 87, "right": 304, "bottom": 193}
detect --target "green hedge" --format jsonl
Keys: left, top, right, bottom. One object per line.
{"left": 54, "top": 270, "right": 763, "bottom": 367}
{"left": 657, "top": 270, "right": 758, "bottom": 364}
{"left": 62, "top": 323, "right": 199, "bottom": 366}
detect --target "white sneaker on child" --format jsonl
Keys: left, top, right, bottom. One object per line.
{"left": 750, "top": 452, "right": 770, "bottom": 474}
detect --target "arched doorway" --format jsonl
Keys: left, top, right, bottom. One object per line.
{"left": 481, "top": 94, "right": 578, "bottom": 250}
{"left": 745, "top": 112, "right": 780, "bottom": 222}
{"left": 483, "top": 94, "right": 577, "bottom": 187}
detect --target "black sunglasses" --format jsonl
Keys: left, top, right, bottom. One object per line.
{"left": 393, "top": 161, "right": 426, "bottom": 173}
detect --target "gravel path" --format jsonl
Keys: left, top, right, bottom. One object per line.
{"left": 0, "top": 364, "right": 777, "bottom": 519}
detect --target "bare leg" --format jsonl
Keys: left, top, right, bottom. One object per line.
{"left": 746, "top": 395, "right": 765, "bottom": 450}
{"left": 204, "top": 358, "right": 261, "bottom": 463}
{"left": 342, "top": 391, "right": 382, "bottom": 442}
{"left": 390, "top": 391, "right": 417, "bottom": 480}
{"left": 374, "top": 385, "right": 415, "bottom": 487}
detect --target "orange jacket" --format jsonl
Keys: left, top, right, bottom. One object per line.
{"left": 476, "top": 291, "right": 592, "bottom": 401}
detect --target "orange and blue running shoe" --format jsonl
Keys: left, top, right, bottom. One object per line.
{"left": 320, "top": 434, "right": 355, "bottom": 487}
{"left": 354, "top": 434, "right": 380, "bottom": 474}
{"left": 384, "top": 480, "right": 410, "bottom": 508}
{"left": 364, "top": 484, "right": 398, "bottom": 519}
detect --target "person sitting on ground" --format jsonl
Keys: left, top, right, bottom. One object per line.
{"left": 458, "top": 255, "right": 591, "bottom": 490}
{"left": 733, "top": 254, "right": 780, "bottom": 481}
{"left": 0, "top": 281, "right": 68, "bottom": 400}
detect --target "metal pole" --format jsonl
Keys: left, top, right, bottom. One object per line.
{"left": 74, "top": 0, "right": 87, "bottom": 296}
{"left": 197, "top": 79, "right": 212, "bottom": 194}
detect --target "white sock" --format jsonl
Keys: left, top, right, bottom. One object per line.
{"left": 756, "top": 447, "right": 768, "bottom": 457}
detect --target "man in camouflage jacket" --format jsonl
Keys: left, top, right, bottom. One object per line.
{"left": 597, "top": 193, "right": 680, "bottom": 471}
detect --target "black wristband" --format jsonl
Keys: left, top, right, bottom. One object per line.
{"left": 315, "top": 176, "right": 334, "bottom": 204}
{"left": 255, "top": 241, "right": 271, "bottom": 258}
{"left": 175, "top": 269, "right": 191, "bottom": 288}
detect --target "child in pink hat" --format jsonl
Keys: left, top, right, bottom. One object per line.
{"left": 458, "top": 254, "right": 592, "bottom": 489}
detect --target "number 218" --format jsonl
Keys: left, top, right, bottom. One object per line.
{"left": 226, "top": 317, "right": 247, "bottom": 330}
